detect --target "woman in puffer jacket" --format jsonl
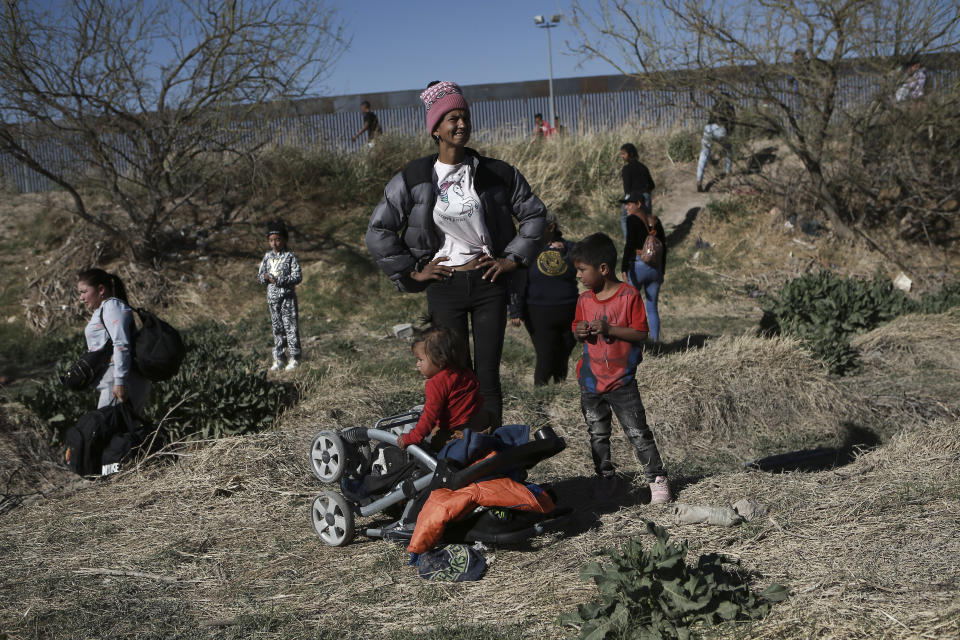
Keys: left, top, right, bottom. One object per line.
{"left": 366, "top": 81, "right": 546, "bottom": 427}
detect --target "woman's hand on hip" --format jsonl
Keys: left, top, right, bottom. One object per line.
{"left": 410, "top": 256, "right": 452, "bottom": 282}
{"left": 112, "top": 385, "right": 127, "bottom": 403}
{"left": 479, "top": 256, "right": 517, "bottom": 282}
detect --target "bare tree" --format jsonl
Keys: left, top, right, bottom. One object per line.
{"left": 0, "top": 0, "right": 347, "bottom": 264}
{"left": 568, "top": 0, "right": 960, "bottom": 243}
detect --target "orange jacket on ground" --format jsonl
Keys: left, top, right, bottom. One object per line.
{"left": 408, "top": 477, "right": 555, "bottom": 554}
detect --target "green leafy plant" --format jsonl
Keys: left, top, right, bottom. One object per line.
{"left": 666, "top": 130, "right": 698, "bottom": 164}
{"left": 16, "top": 321, "right": 291, "bottom": 444}
{"left": 761, "top": 272, "right": 960, "bottom": 375}
{"left": 562, "top": 522, "right": 787, "bottom": 639}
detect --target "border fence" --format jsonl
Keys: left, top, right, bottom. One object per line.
{"left": 1, "top": 67, "right": 957, "bottom": 194}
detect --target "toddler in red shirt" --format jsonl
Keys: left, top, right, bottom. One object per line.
{"left": 397, "top": 325, "right": 491, "bottom": 450}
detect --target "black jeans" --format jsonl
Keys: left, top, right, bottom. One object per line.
{"left": 426, "top": 270, "right": 507, "bottom": 426}
{"left": 524, "top": 303, "right": 577, "bottom": 385}
{"left": 579, "top": 380, "right": 665, "bottom": 482}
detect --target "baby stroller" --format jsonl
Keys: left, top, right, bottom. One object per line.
{"left": 308, "top": 408, "right": 570, "bottom": 548}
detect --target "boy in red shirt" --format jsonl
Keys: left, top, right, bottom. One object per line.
{"left": 570, "top": 233, "right": 671, "bottom": 504}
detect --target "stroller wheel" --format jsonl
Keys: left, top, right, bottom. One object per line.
{"left": 309, "top": 431, "right": 347, "bottom": 483}
{"left": 311, "top": 492, "right": 355, "bottom": 547}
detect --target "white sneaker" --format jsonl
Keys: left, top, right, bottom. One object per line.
{"left": 285, "top": 359, "right": 298, "bottom": 371}
{"left": 649, "top": 476, "right": 672, "bottom": 504}
{"left": 270, "top": 360, "right": 282, "bottom": 371}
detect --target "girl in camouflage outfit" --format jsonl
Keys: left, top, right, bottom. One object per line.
{"left": 257, "top": 221, "right": 303, "bottom": 370}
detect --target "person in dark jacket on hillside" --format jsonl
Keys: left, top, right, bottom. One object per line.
{"left": 365, "top": 80, "right": 546, "bottom": 426}
{"left": 619, "top": 143, "right": 655, "bottom": 238}
{"left": 621, "top": 192, "right": 667, "bottom": 342}
{"left": 508, "top": 211, "right": 579, "bottom": 385}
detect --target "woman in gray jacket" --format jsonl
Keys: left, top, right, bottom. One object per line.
{"left": 76, "top": 268, "right": 151, "bottom": 414}
{"left": 366, "top": 81, "right": 546, "bottom": 426}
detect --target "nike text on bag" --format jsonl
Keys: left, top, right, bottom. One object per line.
{"left": 64, "top": 403, "right": 162, "bottom": 476}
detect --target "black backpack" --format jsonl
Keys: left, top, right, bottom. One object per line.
{"left": 64, "top": 403, "right": 163, "bottom": 476}
{"left": 133, "top": 308, "right": 186, "bottom": 381}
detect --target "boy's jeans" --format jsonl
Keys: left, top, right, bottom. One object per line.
{"left": 580, "top": 380, "right": 665, "bottom": 482}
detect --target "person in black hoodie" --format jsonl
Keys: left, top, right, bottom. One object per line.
{"left": 621, "top": 192, "right": 667, "bottom": 342}
{"left": 508, "top": 211, "right": 579, "bottom": 385}
{"left": 619, "top": 143, "right": 655, "bottom": 238}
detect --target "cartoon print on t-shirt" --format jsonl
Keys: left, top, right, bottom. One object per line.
{"left": 438, "top": 166, "right": 479, "bottom": 219}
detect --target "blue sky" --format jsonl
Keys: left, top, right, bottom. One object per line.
{"left": 28, "top": 0, "right": 619, "bottom": 98}
{"left": 320, "top": 0, "right": 615, "bottom": 96}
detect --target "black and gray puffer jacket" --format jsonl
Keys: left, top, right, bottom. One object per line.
{"left": 365, "top": 148, "right": 546, "bottom": 293}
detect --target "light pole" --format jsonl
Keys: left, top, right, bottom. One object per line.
{"left": 533, "top": 13, "right": 562, "bottom": 130}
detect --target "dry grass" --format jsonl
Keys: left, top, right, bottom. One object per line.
{"left": 2, "top": 130, "right": 960, "bottom": 639}
{"left": 644, "top": 334, "right": 856, "bottom": 467}
{"left": 2, "top": 317, "right": 959, "bottom": 639}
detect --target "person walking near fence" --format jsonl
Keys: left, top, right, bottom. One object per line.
{"left": 896, "top": 61, "right": 926, "bottom": 103}
{"left": 352, "top": 100, "right": 382, "bottom": 146}
{"left": 696, "top": 95, "right": 735, "bottom": 192}
{"left": 366, "top": 80, "right": 546, "bottom": 427}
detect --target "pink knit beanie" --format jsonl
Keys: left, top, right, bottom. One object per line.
{"left": 420, "top": 81, "right": 469, "bottom": 135}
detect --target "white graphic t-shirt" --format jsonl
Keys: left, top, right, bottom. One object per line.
{"left": 432, "top": 158, "right": 491, "bottom": 267}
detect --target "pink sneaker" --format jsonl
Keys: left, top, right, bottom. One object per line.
{"left": 649, "top": 476, "right": 672, "bottom": 504}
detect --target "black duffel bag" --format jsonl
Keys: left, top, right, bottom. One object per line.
{"left": 64, "top": 402, "right": 162, "bottom": 476}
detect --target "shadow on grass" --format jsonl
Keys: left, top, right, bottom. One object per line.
{"left": 544, "top": 474, "right": 682, "bottom": 539}
{"left": 744, "top": 422, "right": 882, "bottom": 473}
{"left": 665, "top": 206, "right": 701, "bottom": 247}
{"left": 646, "top": 333, "right": 713, "bottom": 356}
{"left": 745, "top": 146, "right": 779, "bottom": 174}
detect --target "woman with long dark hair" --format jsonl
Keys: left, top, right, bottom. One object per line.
{"left": 76, "top": 268, "right": 150, "bottom": 413}
{"left": 366, "top": 81, "right": 546, "bottom": 426}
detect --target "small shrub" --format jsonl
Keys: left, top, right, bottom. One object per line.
{"left": 562, "top": 521, "right": 787, "bottom": 639}
{"left": 667, "top": 130, "right": 698, "bottom": 164}
{"left": 761, "top": 272, "right": 960, "bottom": 375}
{"left": 16, "top": 321, "right": 290, "bottom": 444}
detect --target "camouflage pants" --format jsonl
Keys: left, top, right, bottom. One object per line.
{"left": 268, "top": 295, "right": 301, "bottom": 362}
